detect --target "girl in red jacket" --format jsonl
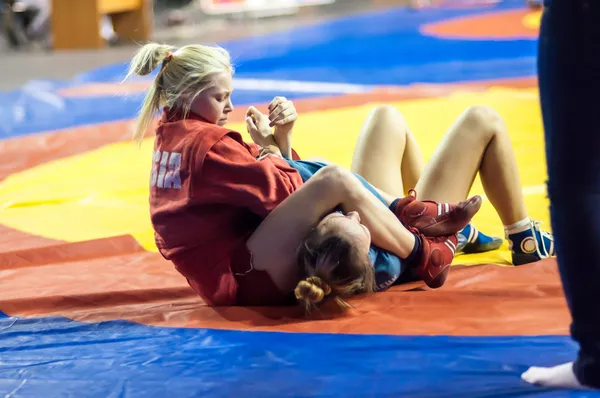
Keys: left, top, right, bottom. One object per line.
{"left": 127, "top": 42, "right": 474, "bottom": 307}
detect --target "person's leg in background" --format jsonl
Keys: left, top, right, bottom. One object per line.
{"left": 521, "top": 0, "right": 600, "bottom": 389}
{"left": 19, "top": 0, "right": 50, "bottom": 39}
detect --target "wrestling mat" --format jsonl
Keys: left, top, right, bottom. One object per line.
{"left": 0, "top": 1, "right": 591, "bottom": 396}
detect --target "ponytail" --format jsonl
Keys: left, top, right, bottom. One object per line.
{"left": 125, "top": 43, "right": 175, "bottom": 144}
{"left": 124, "top": 42, "right": 234, "bottom": 145}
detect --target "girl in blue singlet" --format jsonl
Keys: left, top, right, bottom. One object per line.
{"left": 287, "top": 159, "right": 408, "bottom": 292}
{"left": 247, "top": 98, "right": 554, "bottom": 310}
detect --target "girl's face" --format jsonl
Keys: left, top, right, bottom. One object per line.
{"left": 317, "top": 211, "right": 372, "bottom": 256}
{"left": 189, "top": 71, "right": 234, "bottom": 126}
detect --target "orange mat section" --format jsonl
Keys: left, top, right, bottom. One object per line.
{"left": 421, "top": 9, "right": 540, "bottom": 39}
{"left": 0, "top": 230, "right": 568, "bottom": 336}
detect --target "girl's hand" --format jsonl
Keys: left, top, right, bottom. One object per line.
{"left": 245, "top": 106, "right": 274, "bottom": 148}
{"left": 268, "top": 97, "right": 297, "bottom": 158}
{"left": 257, "top": 145, "right": 283, "bottom": 161}
{"left": 268, "top": 96, "right": 298, "bottom": 129}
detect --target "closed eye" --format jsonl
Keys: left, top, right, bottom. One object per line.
{"left": 217, "top": 91, "right": 232, "bottom": 101}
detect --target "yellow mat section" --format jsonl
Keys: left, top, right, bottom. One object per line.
{"left": 0, "top": 87, "right": 549, "bottom": 266}
{"left": 523, "top": 10, "right": 542, "bottom": 30}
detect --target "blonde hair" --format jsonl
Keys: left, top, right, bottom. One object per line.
{"left": 125, "top": 42, "right": 234, "bottom": 144}
{"left": 295, "top": 231, "right": 375, "bottom": 313}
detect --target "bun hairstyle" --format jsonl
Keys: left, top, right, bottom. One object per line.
{"left": 124, "top": 42, "right": 234, "bottom": 144}
{"left": 295, "top": 230, "right": 375, "bottom": 313}
{"left": 295, "top": 276, "right": 332, "bottom": 306}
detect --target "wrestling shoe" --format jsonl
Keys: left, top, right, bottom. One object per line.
{"left": 392, "top": 190, "right": 482, "bottom": 237}
{"left": 458, "top": 223, "right": 503, "bottom": 254}
{"left": 507, "top": 219, "right": 555, "bottom": 265}
{"left": 410, "top": 230, "right": 458, "bottom": 289}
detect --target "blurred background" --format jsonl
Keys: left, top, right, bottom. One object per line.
{"left": 0, "top": 0, "right": 542, "bottom": 89}
{"left": 0, "top": 0, "right": 418, "bottom": 90}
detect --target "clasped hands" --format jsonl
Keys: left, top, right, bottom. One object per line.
{"left": 245, "top": 96, "right": 297, "bottom": 160}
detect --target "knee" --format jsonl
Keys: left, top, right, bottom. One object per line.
{"left": 462, "top": 105, "right": 506, "bottom": 135}
{"left": 371, "top": 104, "right": 407, "bottom": 126}
{"left": 366, "top": 104, "right": 409, "bottom": 142}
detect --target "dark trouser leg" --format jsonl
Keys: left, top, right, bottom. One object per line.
{"left": 538, "top": 0, "right": 600, "bottom": 388}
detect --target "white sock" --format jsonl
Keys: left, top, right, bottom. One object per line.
{"left": 504, "top": 217, "right": 531, "bottom": 235}
{"left": 521, "top": 362, "right": 593, "bottom": 390}
{"left": 468, "top": 226, "right": 479, "bottom": 244}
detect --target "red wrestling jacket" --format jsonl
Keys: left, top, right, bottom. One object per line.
{"left": 149, "top": 110, "right": 304, "bottom": 306}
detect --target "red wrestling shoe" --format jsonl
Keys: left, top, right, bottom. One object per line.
{"left": 412, "top": 231, "right": 459, "bottom": 289}
{"left": 393, "top": 190, "right": 482, "bottom": 237}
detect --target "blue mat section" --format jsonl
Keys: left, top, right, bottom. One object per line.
{"left": 226, "top": 2, "right": 537, "bottom": 84}
{"left": 0, "top": 313, "right": 594, "bottom": 398}
{"left": 0, "top": 0, "right": 536, "bottom": 139}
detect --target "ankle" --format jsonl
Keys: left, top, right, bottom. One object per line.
{"left": 459, "top": 223, "right": 478, "bottom": 243}
{"left": 404, "top": 232, "right": 421, "bottom": 264}
{"left": 504, "top": 217, "right": 531, "bottom": 235}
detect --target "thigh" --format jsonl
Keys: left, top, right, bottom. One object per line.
{"left": 414, "top": 107, "right": 493, "bottom": 202}
{"left": 351, "top": 105, "right": 413, "bottom": 197}
{"left": 246, "top": 167, "right": 342, "bottom": 293}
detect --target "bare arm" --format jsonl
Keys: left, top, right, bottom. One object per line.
{"left": 304, "top": 157, "right": 398, "bottom": 206}
{"left": 247, "top": 165, "right": 415, "bottom": 291}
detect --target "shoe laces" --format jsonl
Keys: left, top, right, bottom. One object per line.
{"left": 530, "top": 219, "right": 554, "bottom": 258}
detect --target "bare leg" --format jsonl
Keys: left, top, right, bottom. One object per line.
{"left": 349, "top": 104, "right": 503, "bottom": 255}
{"left": 247, "top": 165, "right": 416, "bottom": 292}
{"left": 351, "top": 105, "right": 425, "bottom": 198}
{"left": 415, "top": 105, "right": 528, "bottom": 226}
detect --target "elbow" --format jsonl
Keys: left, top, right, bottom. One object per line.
{"left": 313, "top": 165, "right": 359, "bottom": 200}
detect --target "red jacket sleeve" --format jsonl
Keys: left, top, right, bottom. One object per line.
{"left": 196, "top": 135, "right": 304, "bottom": 218}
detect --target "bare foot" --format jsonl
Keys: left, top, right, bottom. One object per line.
{"left": 521, "top": 362, "right": 594, "bottom": 390}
